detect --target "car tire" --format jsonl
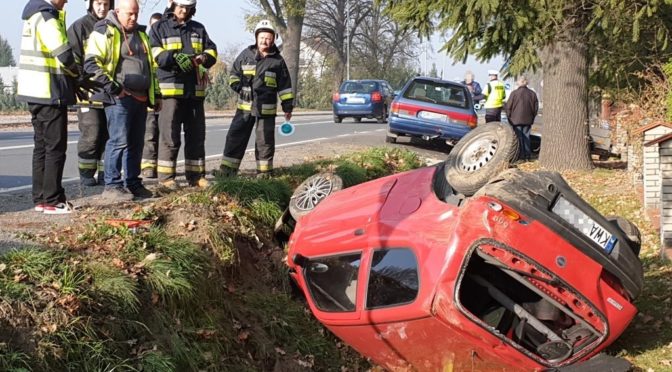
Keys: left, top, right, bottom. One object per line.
{"left": 606, "top": 215, "right": 642, "bottom": 256}
{"left": 289, "top": 173, "right": 344, "bottom": 220}
{"left": 385, "top": 134, "right": 397, "bottom": 143}
{"left": 444, "top": 121, "right": 518, "bottom": 196}
{"left": 334, "top": 115, "right": 342, "bottom": 123}
{"left": 354, "top": 117, "right": 362, "bottom": 123}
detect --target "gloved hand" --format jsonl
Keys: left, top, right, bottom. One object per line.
{"left": 174, "top": 52, "right": 193, "bottom": 72}
{"left": 77, "top": 72, "right": 105, "bottom": 93}
{"left": 240, "top": 87, "right": 252, "bottom": 102}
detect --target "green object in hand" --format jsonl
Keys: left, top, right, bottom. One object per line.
{"left": 174, "top": 53, "right": 193, "bottom": 72}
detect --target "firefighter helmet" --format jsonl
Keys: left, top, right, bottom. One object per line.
{"left": 254, "top": 19, "right": 276, "bottom": 38}
{"left": 173, "top": 0, "right": 197, "bottom": 6}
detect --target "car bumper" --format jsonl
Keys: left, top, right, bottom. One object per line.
{"left": 388, "top": 116, "right": 472, "bottom": 140}
{"left": 333, "top": 103, "right": 385, "bottom": 117}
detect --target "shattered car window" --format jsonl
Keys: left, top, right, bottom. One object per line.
{"left": 367, "top": 249, "right": 419, "bottom": 309}
{"left": 305, "top": 253, "right": 361, "bottom": 312}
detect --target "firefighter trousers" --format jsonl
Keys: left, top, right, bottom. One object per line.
{"left": 157, "top": 98, "right": 206, "bottom": 182}
{"left": 77, "top": 107, "right": 108, "bottom": 178}
{"left": 141, "top": 110, "right": 159, "bottom": 171}
{"left": 221, "top": 110, "right": 275, "bottom": 173}
{"left": 29, "top": 104, "right": 68, "bottom": 206}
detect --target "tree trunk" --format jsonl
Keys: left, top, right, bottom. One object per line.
{"left": 538, "top": 27, "right": 593, "bottom": 170}
{"left": 282, "top": 14, "right": 304, "bottom": 98}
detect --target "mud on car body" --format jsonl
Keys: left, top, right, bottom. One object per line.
{"left": 279, "top": 122, "right": 642, "bottom": 371}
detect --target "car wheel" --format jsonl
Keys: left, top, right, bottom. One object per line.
{"left": 385, "top": 134, "right": 397, "bottom": 143}
{"left": 606, "top": 215, "right": 642, "bottom": 256}
{"left": 444, "top": 121, "right": 518, "bottom": 196}
{"left": 354, "top": 117, "right": 362, "bottom": 123}
{"left": 289, "top": 173, "right": 344, "bottom": 220}
{"left": 334, "top": 115, "right": 342, "bottom": 123}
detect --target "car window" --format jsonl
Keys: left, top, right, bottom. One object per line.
{"left": 304, "top": 253, "right": 361, "bottom": 312}
{"left": 366, "top": 248, "right": 419, "bottom": 309}
{"left": 341, "top": 81, "right": 378, "bottom": 94}
{"left": 403, "top": 79, "right": 469, "bottom": 109}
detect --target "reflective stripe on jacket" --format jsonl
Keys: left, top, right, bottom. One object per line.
{"left": 67, "top": 12, "right": 104, "bottom": 107}
{"left": 229, "top": 44, "right": 294, "bottom": 117}
{"left": 484, "top": 80, "right": 506, "bottom": 109}
{"left": 83, "top": 18, "right": 160, "bottom": 107}
{"left": 17, "top": 0, "right": 77, "bottom": 106}
{"left": 149, "top": 16, "right": 217, "bottom": 99}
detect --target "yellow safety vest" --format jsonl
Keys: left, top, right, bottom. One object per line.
{"left": 484, "top": 80, "right": 506, "bottom": 109}
{"left": 17, "top": 8, "right": 77, "bottom": 106}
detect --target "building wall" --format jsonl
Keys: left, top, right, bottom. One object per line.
{"left": 644, "top": 127, "right": 672, "bottom": 209}
{"left": 661, "top": 140, "right": 672, "bottom": 244}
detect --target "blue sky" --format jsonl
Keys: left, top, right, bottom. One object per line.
{"left": 1, "top": 0, "right": 504, "bottom": 84}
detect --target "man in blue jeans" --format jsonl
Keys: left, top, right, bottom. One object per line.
{"left": 504, "top": 76, "right": 539, "bottom": 161}
{"left": 84, "top": 0, "right": 161, "bottom": 201}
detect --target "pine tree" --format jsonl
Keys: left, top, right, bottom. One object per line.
{"left": 0, "top": 35, "right": 16, "bottom": 67}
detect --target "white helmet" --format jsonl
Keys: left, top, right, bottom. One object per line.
{"left": 254, "top": 19, "right": 276, "bottom": 38}
{"left": 173, "top": 0, "right": 197, "bottom": 6}
{"left": 85, "top": 0, "right": 114, "bottom": 11}
{"left": 488, "top": 69, "right": 500, "bottom": 76}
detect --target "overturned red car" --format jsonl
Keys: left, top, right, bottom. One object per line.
{"left": 282, "top": 123, "right": 643, "bottom": 371}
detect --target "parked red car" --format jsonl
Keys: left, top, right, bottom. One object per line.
{"left": 281, "top": 123, "right": 642, "bottom": 371}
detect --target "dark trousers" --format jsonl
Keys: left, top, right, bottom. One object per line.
{"left": 485, "top": 108, "right": 502, "bottom": 123}
{"left": 157, "top": 98, "right": 206, "bottom": 182}
{"left": 511, "top": 124, "right": 532, "bottom": 160}
{"left": 29, "top": 104, "right": 68, "bottom": 206}
{"left": 104, "top": 96, "right": 147, "bottom": 189}
{"left": 141, "top": 110, "right": 159, "bottom": 171}
{"left": 222, "top": 110, "right": 275, "bottom": 173}
{"left": 77, "top": 107, "right": 108, "bottom": 177}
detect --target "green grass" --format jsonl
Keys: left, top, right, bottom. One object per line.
{"left": 86, "top": 262, "right": 139, "bottom": 313}
{"left": 210, "top": 177, "right": 292, "bottom": 209}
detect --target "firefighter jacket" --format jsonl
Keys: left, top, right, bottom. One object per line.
{"left": 149, "top": 15, "right": 217, "bottom": 99}
{"left": 67, "top": 11, "right": 103, "bottom": 106}
{"left": 484, "top": 80, "right": 506, "bottom": 109}
{"left": 17, "top": 0, "right": 78, "bottom": 106}
{"left": 229, "top": 44, "right": 294, "bottom": 117}
{"left": 83, "top": 12, "right": 160, "bottom": 107}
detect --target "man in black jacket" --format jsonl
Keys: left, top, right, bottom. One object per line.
{"left": 149, "top": 0, "right": 217, "bottom": 189}
{"left": 67, "top": 0, "right": 112, "bottom": 186}
{"left": 216, "top": 19, "right": 294, "bottom": 179}
{"left": 504, "top": 76, "right": 539, "bottom": 161}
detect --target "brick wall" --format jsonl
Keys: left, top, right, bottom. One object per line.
{"left": 644, "top": 127, "right": 672, "bottom": 209}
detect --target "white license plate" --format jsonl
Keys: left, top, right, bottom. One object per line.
{"left": 552, "top": 197, "right": 617, "bottom": 253}
{"left": 418, "top": 111, "right": 447, "bottom": 121}
{"left": 347, "top": 97, "right": 365, "bottom": 104}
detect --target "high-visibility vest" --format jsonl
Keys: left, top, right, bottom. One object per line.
{"left": 17, "top": 6, "right": 77, "bottom": 106}
{"left": 484, "top": 80, "right": 506, "bottom": 109}
{"left": 84, "top": 21, "right": 160, "bottom": 107}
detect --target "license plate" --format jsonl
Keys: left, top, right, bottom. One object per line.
{"left": 552, "top": 196, "right": 618, "bottom": 253}
{"left": 418, "top": 111, "right": 448, "bottom": 121}
{"left": 347, "top": 97, "right": 365, "bottom": 104}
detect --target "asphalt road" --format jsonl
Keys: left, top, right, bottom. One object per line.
{"left": 0, "top": 113, "right": 390, "bottom": 192}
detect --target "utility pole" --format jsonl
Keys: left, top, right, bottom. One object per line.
{"left": 346, "top": 0, "right": 350, "bottom": 80}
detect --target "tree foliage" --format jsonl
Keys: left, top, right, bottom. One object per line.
{"left": 0, "top": 35, "right": 15, "bottom": 67}
{"left": 383, "top": 0, "right": 672, "bottom": 170}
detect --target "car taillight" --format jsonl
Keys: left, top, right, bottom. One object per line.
{"left": 371, "top": 91, "right": 383, "bottom": 103}
{"left": 332, "top": 93, "right": 340, "bottom": 102}
{"left": 468, "top": 114, "right": 478, "bottom": 128}
{"left": 391, "top": 101, "right": 399, "bottom": 115}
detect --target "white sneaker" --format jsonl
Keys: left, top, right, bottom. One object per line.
{"left": 34, "top": 204, "right": 46, "bottom": 212}
{"left": 43, "top": 202, "right": 75, "bottom": 215}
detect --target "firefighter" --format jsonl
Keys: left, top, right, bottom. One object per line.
{"left": 17, "top": 0, "right": 98, "bottom": 214}
{"left": 67, "top": 0, "right": 112, "bottom": 187}
{"left": 483, "top": 69, "right": 507, "bottom": 123}
{"left": 140, "top": 11, "right": 165, "bottom": 179}
{"left": 216, "top": 19, "right": 294, "bottom": 178}
{"left": 149, "top": 0, "right": 217, "bottom": 189}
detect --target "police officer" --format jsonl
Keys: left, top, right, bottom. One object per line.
{"left": 483, "top": 70, "right": 506, "bottom": 123}
{"left": 149, "top": 0, "right": 217, "bottom": 189}
{"left": 67, "top": 0, "right": 112, "bottom": 187}
{"left": 216, "top": 20, "right": 294, "bottom": 178}
{"left": 17, "top": 0, "right": 96, "bottom": 214}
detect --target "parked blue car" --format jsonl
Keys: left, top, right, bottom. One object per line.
{"left": 332, "top": 80, "right": 395, "bottom": 123}
{"left": 387, "top": 77, "right": 478, "bottom": 145}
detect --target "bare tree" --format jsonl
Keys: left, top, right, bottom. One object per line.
{"left": 303, "top": 0, "right": 371, "bottom": 90}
